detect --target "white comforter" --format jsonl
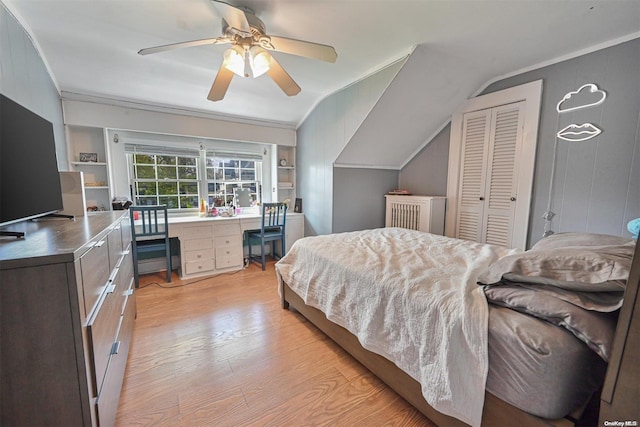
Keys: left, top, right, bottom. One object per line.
{"left": 275, "top": 228, "right": 517, "bottom": 427}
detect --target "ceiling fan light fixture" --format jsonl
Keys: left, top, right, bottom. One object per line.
{"left": 249, "top": 46, "right": 271, "bottom": 78}
{"left": 223, "top": 45, "right": 246, "bottom": 77}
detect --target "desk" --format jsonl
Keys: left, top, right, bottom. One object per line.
{"left": 166, "top": 212, "right": 303, "bottom": 279}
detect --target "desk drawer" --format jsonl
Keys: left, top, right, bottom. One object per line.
{"left": 184, "top": 248, "right": 214, "bottom": 263}
{"left": 214, "top": 222, "right": 240, "bottom": 237}
{"left": 216, "top": 252, "right": 243, "bottom": 269}
{"left": 185, "top": 258, "right": 216, "bottom": 275}
{"left": 214, "top": 234, "right": 242, "bottom": 249}
{"left": 181, "top": 224, "right": 213, "bottom": 239}
{"left": 183, "top": 238, "right": 213, "bottom": 251}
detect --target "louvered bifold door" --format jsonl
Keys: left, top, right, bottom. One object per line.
{"left": 455, "top": 109, "right": 491, "bottom": 242}
{"left": 481, "top": 102, "right": 525, "bottom": 247}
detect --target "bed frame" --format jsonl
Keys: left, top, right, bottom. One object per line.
{"left": 279, "top": 239, "right": 640, "bottom": 427}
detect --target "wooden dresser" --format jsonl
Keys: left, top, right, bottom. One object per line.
{"left": 0, "top": 211, "right": 135, "bottom": 426}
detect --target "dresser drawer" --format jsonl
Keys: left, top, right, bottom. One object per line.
{"left": 214, "top": 222, "right": 240, "bottom": 237}
{"left": 114, "top": 252, "right": 133, "bottom": 315}
{"left": 96, "top": 290, "right": 136, "bottom": 427}
{"left": 87, "top": 278, "right": 121, "bottom": 396}
{"left": 183, "top": 238, "right": 213, "bottom": 251}
{"left": 185, "top": 258, "right": 216, "bottom": 275}
{"left": 107, "top": 225, "right": 123, "bottom": 272}
{"left": 184, "top": 248, "right": 214, "bottom": 263}
{"left": 81, "top": 238, "right": 111, "bottom": 316}
{"left": 120, "top": 217, "right": 132, "bottom": 254}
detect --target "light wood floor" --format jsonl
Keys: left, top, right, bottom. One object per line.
{"left": 115, "top": 261, "right": 435, "bottom": 426}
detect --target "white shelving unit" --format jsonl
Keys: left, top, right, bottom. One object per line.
{"left": 66, "top": 126, "right": 112, "bottom": 211}
{"left": 275, "top": 145, "right": 296, "bottom": 203}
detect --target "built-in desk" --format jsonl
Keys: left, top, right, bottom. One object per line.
{"left": 165, "top": 212, "right": 303, "bottom": 279}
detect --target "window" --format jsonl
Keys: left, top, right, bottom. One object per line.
{"left": 126, "top": 144, "right": 264, "bottom": 210}
{"left": 206, "top": 156, "right": 260, "bottom": 207}
{"left": 131, "top": 153, "right": 199, "bottom": 208}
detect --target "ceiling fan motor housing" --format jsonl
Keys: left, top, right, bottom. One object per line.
{"left": 221, "top": 8, "right": 266, "bottom": 40}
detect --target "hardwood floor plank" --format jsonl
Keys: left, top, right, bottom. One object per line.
{"left": 116, "top": 262, "right": 434, "bottom": 426}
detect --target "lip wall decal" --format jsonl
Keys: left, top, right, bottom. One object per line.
{"left": 556, "top": 123, "right": 602, "bottom": 142}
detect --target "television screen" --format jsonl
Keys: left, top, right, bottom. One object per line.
{"left": 1, "top": 94, "right": 63, "bottom": 226}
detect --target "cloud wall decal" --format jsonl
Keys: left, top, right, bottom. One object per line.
{"left": 556, "top": 83, "right": 607, "bottom": 113}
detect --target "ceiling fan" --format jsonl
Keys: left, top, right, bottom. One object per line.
{"left": 138, "top": 0, "right": 337, "bottom": 101}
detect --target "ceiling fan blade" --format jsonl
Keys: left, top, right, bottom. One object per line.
{"left": 211, "top": 0, "right": 252, "bottom": 37}
{"left": 263, "top": 36, "right": 337, "bottom": 63}
{"left": 266, "top": 55, "right": 301, "bottom": 97}
{"left": 138, "top": 37, "right": 232, "bottom": 55}
{"left": 207, "top": 64, "right": 235, "bottom": 101}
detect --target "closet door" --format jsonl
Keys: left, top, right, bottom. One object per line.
{"left": 455, "top": 101, "right": 525, "bottom": 247}
{"left": 482, "top": 102, "right": 525, "bottom": 247}
{"left": 445, "top": 80, "right": 542, "bottom": 250}
{"left": 456, "top": 109, "right": 491, "bottom": 242}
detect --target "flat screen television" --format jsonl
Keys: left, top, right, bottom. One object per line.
{"left": 1, "top": 94, "right": 64, "bottom": 229}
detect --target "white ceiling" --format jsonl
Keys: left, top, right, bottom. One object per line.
{"left": 6, "top": 0, "right": 640, "bottom": 128}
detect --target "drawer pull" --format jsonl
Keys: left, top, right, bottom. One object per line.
{"left": 111, "top": 341, "right": 121, "bottom": 355}
{"left": 107, "top": 284, "right": 117, "bottom": 294}
{"left": 94, "top": 240, "right": 106, "bottom": 247}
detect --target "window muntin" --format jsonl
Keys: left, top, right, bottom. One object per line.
{"left": 131, "top": 154, "right": 199, "bottom": 209}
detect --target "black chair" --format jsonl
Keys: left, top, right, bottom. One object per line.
{"left": 130, "top": 205, "right": 171, "bottom": 287}
{"left": 247, "top": 202, "right": 287, "bottom": 270}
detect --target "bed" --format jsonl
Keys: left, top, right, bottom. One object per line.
{"left": 275, "top": 228, "right": 637, "bottom": 427}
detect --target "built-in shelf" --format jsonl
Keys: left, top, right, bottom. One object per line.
{"left": 67, "top": 125, "right": 112, "bottom": 212}
{"left": 275, "top": 145, "right": 296, "bottom": 202}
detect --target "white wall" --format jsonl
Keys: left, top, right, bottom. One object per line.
{"left": 62, "top": 99, "right": 296, "bottom": 147}
{"left": 297, "top": 61, "right": 403, "bottom": 236}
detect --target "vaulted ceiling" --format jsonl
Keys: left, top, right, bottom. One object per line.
{"left": 4, "top": 0, "right": 640, "bottom": 129}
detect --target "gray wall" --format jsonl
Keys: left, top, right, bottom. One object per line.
{"left": 399, "top": 38, "right": 639, "bottom": 247}
{"left": 399, "top": 124, "right": 450, "bottom": 196}
{"left": 1, "top": 3, "right": 67, "bottom": 170}
{"left": 332, "top": 167, "right": 398, "bottom": 233}
{"left": 482, "top": 38, "right": 639, "bottom": 245}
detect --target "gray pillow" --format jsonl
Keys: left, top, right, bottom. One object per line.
{"left": 531, "top": 232, "right": 634, "bottom": 251}
{"left": 478, "top": 233, "right": 635, "bottom": 292}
